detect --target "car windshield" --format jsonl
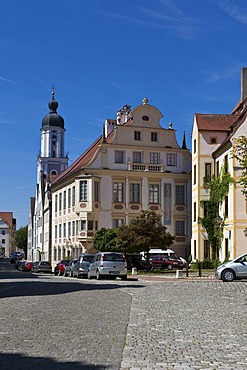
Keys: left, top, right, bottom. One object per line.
{"left": 236, "top": 255, "right": 247, "bottom": 263}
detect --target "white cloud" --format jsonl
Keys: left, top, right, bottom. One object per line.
{"left": 0, "top": 76, "right": 16, "bottom": 84}
{"left": 215, "top": 0, "right": 247, "bottom": 25}
{"left": 101, "top": 1, "right": 204, "bottom": 41}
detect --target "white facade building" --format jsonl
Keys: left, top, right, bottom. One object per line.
{"left": 50, "top": 98, "right": 192, "bottom": 266}
{"left": 191, "top": 68, "right": 247, "bottom": 261}
{"left": 0, "top": 212, "right": 16, "bottom": 256}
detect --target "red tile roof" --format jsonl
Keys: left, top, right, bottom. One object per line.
{"left": 195, "top": 114, "right": 241, "bottom": 131}
{"left": 52, "top": 136, "right": 103, "bottom": 186}
{"left": 0, "top": 212, "right": 16, "bottom": 228}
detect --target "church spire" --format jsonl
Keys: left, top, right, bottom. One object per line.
{"left": 182, "top": 131, "right": 187, "bottom": 149}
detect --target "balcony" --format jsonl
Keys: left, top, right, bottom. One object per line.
{"left": 128, "top": 162, "right": 164, "bottom": 172}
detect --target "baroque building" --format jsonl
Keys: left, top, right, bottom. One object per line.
{"left": 191, "top": 68, "right": 247, "bottom": 261}
{"left": 27, "top": 92, "right": 68, "bottom": 262}
{"left": 50, "top": 98, "right": 192, "bottom": 266}
{"left": 0, "top": 212, "right": 16, "bottom": 256}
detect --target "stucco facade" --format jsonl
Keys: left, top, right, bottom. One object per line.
{"left": 191, "top": 68, "right": 247, "bottom": 261}
{"left": 50, "top": 99, "right": 192, "bottom": 266}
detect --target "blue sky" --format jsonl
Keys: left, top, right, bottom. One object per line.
{"left": 1, "top": 0, "right": 247, "bottom": 228}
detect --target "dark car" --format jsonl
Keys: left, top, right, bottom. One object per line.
{"left": 54, "top": 260, "right": 71, "bottom": 276}
{"left": 10, "top": 252, "right": 23, "bottom": 264}
{"left": 32, "top": 261, "right": 52, "bottom": 273}
{"left": 64, "top": 259, "right": 78, "bottom": 277}
{"left": 126, "top": 254, "right": 149, "bottom": 271}
{"left": 73, "top": 254, "right": 95, "bottom": 278}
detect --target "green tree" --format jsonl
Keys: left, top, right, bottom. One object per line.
{"left": 14, "top": 225, "right": 28, "bottom": 255}
{"left": 199, "top": 165, "right": 234, "bottom": 259}
{"left": 93, "top": 228, "right": 118, "bottom": 251}
{"left": 232, "top": 135, "right": 247, "bottom": 198}
{"left": 117, "top": 210, "right": 174, "bottom": 259}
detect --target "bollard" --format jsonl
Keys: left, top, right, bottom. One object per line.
{"left": 131, "top": 267, "right": 137, "bottom": 275}
{"left": 198, "top": 262, "right": 202, "bottom": 277}
{"left": 176, "top": 270, "right": 183, "bottom": 278}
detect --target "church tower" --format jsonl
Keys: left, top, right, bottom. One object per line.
{"left": 27, "top": 90, "right": 69, "bottom": 263}
{"left": 37, "top": 90, "right": 68, "bottom": 181}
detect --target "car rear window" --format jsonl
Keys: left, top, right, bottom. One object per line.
{"left": 82, "top": 255, "right": 95, "bottom": 262}
{"left": 103, "top": 254, "right": 124, "bottom": 262}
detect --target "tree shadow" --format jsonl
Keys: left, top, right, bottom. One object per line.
{"left": 0, "top": 352, "right": 111, "bottom": 370}
{"left": 0, "top": 267, "right": 144, "bottom": 299}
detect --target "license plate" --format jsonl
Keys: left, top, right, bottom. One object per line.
{"left": 109, "top": 271, "right": 119, "bottom": 274}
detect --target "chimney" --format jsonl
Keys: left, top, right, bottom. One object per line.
{"left": 241, "top": 67, "right": 247, "bottom": 102}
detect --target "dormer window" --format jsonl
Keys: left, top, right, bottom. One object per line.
{"left": 210, "top": 137, "right": 217, "bottom": 144}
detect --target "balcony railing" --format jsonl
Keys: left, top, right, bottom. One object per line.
{"left": 128, "top": 162, "right": 164, "bottom": 172}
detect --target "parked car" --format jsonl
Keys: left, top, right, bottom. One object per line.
{"left": 126, "top": 254, "right": 149, "bottom": 271}
{"left": 32, "top": 261, "right": 52, "bottom": 273}
{"left": 215, "top": 253, "right": 247, "bottom": 282}
{"left": 88, "top": 252, "right": 127, "bottom": 280}
{"left": 163, "top": 256, "right": 184, "bottom": 270}
{"left": 54, "top": 260, "right": 71, "bottom": 276}
{"left": 64, "top": 259, "right": 78, "bottom": 277}
{"left": 149, "top": 255, "right": 184, "bottom": 270}
{"left": 17, "top": 261, "right": 32, "bottom": 272}
{"left": 73, "top": 254, "right": 95, "bottom": 278}
{"left": 15, "top": 259, "right": 25, "bottom": 270}
{"left": 149, "top": 256, "right": 167, "bottom": 270}
{"left": 9, "top": 252, "right": 23, "bottom": 261}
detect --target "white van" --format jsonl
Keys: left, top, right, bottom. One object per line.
{"left": 149, "top": 248, "right": 175, "bottom": 257}
{"left": 141, "top": 248, "right": 176, "bottom": 258}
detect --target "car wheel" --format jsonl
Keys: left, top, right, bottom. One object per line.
{"left": 222, "top": 269, "right": 235, "bottom": 282}
{"left": 121, "top": 275, "right": 127, "bottom": 281}
{"left": 168, "top": 265, "right": 173, "bottom": 270}
{"left": 96, "top": 270, "right": 101, "bottom": 280}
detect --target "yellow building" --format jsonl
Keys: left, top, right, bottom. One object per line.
{"left": 50, "top": 98, "right": 192, "bottom": 266}
{"left": 191, "top": 68, "right": 247, "bottom": 261}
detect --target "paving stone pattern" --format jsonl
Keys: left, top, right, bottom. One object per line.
{"left": 1, "top": 267, "right": 247, "bottom": 370}
{"left": 121, "top": 279, "right": 247, "bottom": 370}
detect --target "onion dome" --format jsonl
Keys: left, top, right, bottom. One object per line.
{"left": 42, "top": 91, "right": 64, "bottom": 129}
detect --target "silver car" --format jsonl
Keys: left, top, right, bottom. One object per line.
{"left": 64, "top": 259, "right": 78, "bottom": 277}
{"left": 73, "top": 254, "right": 95, "bottom": 278}
{"left": 88, "top": 252, "right": 127, "bottom": 280}
{"left": 215, "top": 253, "right": 247, "bottom": 282}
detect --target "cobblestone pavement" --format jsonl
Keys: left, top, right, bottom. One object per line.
{"left": 1, "top": 262, "right": 247, "bottom": 369}
{"left": 120, "top": 276, "right": 247, "bottom": 370}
